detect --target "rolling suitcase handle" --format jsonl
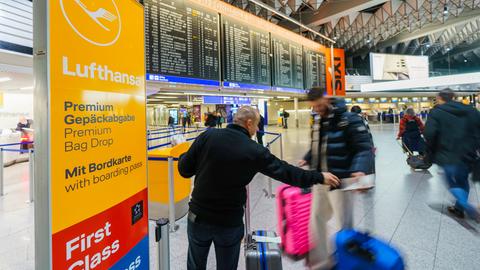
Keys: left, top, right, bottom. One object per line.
{"left": 396, "top": 139, "right": 414, "bottom": 156}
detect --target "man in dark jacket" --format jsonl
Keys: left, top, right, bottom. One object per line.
{"left": 299, "top": 87, "right": 375, "bottom": 269}
{"left": 179, "top": 106, "right": 340, "bottom": 270}
{"left": 256, "top": 113, "right": 265, "bottom": 146}
{"left": 204, "top": 112, "right": 217, "bottom": 128}
{"left": 424, "top": 89, "right": 480, "bottom": 221}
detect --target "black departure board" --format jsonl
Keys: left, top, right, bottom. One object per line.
{"left": 319, "top": 54, "right": 326, "bottom": 90}
{"left": 304, "top": 49, "right": 327, "bottom": 90}
{"left": 145, "top": 0, "right": 219, "bottom": 81}
{"left": 222, "top": 18, "right": 270, "bottom": 86}
{"left": 272, "top": 37, "right": 304, "bottom": 89}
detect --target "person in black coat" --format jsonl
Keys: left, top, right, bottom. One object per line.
{"left": 282, "top": 109, "right": 290, "bottom": 129}
{"left": 168, "top": 115, "right": 175, "bottom": 128}
{"left": 424, "top": 89, "right": 480, "bottom": 221}
{"left": 256, "top": 114, "right": 265, "bottom": 146}
{"left": 178, "top": 106, "right": 340, "bottom": 270}
{"left": 299, "top": 87, "right": 375, "bottom": 269}
{"left": 204, "top": 113, "right": 217, "bottom": 128}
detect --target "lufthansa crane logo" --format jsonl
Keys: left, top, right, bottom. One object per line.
{"left": 60, "top": 0, "right": 122, "bottom": 46}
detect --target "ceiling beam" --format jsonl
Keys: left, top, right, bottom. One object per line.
{"left": 278, "top": 0, "right": 389, "bottom": 29}
{"left": 430, "top": 39, "right": 480, "bottom": 62}
{"left": 350, "top": 8, "right": 480, "bottom": 57}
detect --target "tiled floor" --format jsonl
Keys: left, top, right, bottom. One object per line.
{"left": 1, "top": 125, "right": 480, "bottom": 269}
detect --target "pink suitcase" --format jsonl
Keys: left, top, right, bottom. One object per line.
{"left": 276, "top": 184, "right": 312, "bottom": 259}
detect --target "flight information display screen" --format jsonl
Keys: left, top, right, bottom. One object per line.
{"left": 222, "top": 18, "right": 271, "bottom": 88}
{"left": 304, "top": 49, "right": 326, "bottom": 90}
{"left": 271, "top": 36, "right": 304, "bottom": 90}
{"left": 145, "top": 0, "right": 220, "bottom": 84}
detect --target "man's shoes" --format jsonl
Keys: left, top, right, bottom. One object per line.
{"left": 447, "top": 205, "right": 465, "bottom": 219}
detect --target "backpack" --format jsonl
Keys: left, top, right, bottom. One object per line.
{"left": 405, "top": 118, "right": 419, "bottom": 133}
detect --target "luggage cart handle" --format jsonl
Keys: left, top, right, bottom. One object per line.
{"left": 396, "top": 139, "right": 414, "bottom": 156}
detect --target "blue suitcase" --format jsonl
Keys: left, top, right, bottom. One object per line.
{"left": 335, "top": 230, "right": 404, "bottom": 270}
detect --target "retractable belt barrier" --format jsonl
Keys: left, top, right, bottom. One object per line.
{"left": 0, "top": 142, "right": 35, "bottom": 202}
{"left": 258, "top": 131, "right": 283, "bottom": 198}
{"left": 147, "top": 128, "right": 206, "bottom": 150}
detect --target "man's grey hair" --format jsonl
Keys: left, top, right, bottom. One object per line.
{"left": 233, "top": 106, "right": 259, "bottom": 125}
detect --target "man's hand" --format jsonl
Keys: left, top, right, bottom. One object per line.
{"left": 322, "top": 172, "right": 340, "bottom": 188}
{"left": 298, "top": 160, "right": 308, "bottom": 167}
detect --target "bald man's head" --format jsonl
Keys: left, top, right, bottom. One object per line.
{"left": 233, "top": 106, "right": 260, "bottom": 137}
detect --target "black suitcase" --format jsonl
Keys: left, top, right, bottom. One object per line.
{"left": 244, "top": 185, "right": 283, "bottom": 270}
{"left": 407, "top": 155, "right": 432, "bottom": 170}
{"left": 398, "top": 140, "right": 431, "bottom": 170}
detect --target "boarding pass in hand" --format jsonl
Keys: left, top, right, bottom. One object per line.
{"left": 341, "top": 174, "right": 375, "bottom": 191}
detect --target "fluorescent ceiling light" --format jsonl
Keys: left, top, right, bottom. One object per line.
{"left": 149, "top": 96, "right": 178, "bottom": 99}
{"left": 20, "top": 86, "right": 34, "bottom": 90}
{"left": 277, "top": 96, "right": 291, "bottom": 99}
{"left": 157, "top": 92, "right": 182, "bottom": 95}
{"left": 0, "top": 77, "right": 11, "bottom": 83}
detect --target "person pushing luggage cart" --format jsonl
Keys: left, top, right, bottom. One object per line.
{"left": 397, "top": 108, "right": 426, "bottom": 156}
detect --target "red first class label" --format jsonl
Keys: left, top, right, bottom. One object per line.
{"left": 52, "top": 189, "right": 148, "bottom": 270}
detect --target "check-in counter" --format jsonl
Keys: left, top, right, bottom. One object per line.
{"left": 148, "top": 142, "right": 192, "bottom": 221}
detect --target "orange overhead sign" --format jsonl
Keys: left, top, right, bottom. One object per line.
{"left": 325, "top": 48, "right": 346, "bottom": 96}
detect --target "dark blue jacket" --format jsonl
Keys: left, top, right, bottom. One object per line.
{"left": 304, "top": 98, "right": 375, "bottom": 178}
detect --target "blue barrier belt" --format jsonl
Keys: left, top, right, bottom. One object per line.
{"left": 148, "top": 157, "right": 179, "bottom": 161}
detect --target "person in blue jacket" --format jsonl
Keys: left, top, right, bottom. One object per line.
{"left": 299, "top": 87, "right": 375, "bottom": 269}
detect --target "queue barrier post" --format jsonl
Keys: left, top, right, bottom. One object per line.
{"left": 167, "top": 157, "right": 178, "bottom": 232}
{"left": 279, "top": 134, "right": 284, "bottom": 160}
{"left": 0, "top": 149, "right": 3, "bottom": 196}
{"left": 155, "top": 218, "right": 170, "bottom": 270}
{"left": 29, "top": 149, "right": 34, "bottom": 203}
{"left": 266, "top": 143, "right": 274, "bottom": 199}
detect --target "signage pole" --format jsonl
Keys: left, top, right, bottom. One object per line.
{"left": 34, "top": 1, "right": 149, "bottom": 269}
{"left": 330, "top": 43, "right": 336, "bottom": 96}
{"left": 33, "top": 0, "right": 51, "bottom": 268}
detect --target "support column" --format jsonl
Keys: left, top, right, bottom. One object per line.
{"left": 294, "top": 98, "right": 299, "bottom": 128}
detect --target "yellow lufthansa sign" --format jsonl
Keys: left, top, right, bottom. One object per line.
{"left": 48, "top": 0, "right": 149, "bottom": 269}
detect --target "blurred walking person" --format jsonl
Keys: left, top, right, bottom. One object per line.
{"left": 256, "top": 113, "right": 265, "bottom": 146}
{"left": 182, "top": 113, "right": 188, "bottom": 133}
{"left": 424, "top": 89, "right": 480, "bottom": 221}
{"left": 216, "top": 112, "right": 224, "bottom": 128}
{"left": 205, "top": 112, "right": 217, "bottom": 128}
{"left": 299, "top": 87, "right": 375, "bottom": 269}
{"left": 397, "top": 108, "right": 425, "bottom": 155}
{"left": 168, "top": 115, "right": 175, "bottom": 129}
{"left": 282, "top": 109, "right": 290, "bottom": 129}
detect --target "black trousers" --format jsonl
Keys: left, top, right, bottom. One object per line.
{"left": 257, "top": 133, "right": 264, "bottom": 146}
{"left": 187, "top": 216, "right": 244, "bottom": 270}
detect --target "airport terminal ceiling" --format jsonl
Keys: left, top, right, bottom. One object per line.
{"left": 224, "top": 0, "right": 480, "bottom": 70}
